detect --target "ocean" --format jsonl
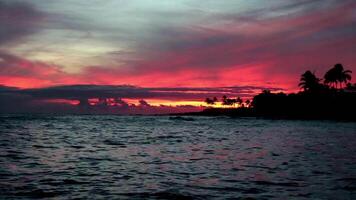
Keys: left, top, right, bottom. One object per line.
{"left": 0, "top": 115, "right": 355, "bottom": 199}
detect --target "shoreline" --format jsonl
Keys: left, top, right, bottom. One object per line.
{"left": 173, "top": 108, "right": 356, "bottom": 122}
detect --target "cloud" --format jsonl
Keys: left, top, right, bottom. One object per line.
{"left": 0, "top": 84, "right": 282, "bottom": 114}
{"left": 0, "top": 51, "right": 75, "bottom": 88}
{"left": 139, "top": 99, "right": 151, "bottom": 107}
{"left": 128, "top": 0, "right": 356, "bottom": 73}
{"left": 0, "top": 0, "right": 45, "bottom": 45}
{"left": 59, "top": 0, "right": 355, "bottom": 91}
{"left": 0, "top": 0, "right": 355, "bottom": 93}
{"left": 20, "top": 84, "right": 283, "bottom": 100}
{"left": 0, "top": 51, "right": 61, "bottom": 77}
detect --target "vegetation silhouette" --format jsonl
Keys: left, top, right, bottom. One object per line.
{"left": 324, "top": 63, "right": 352, "bottom": 89}
{"left": 187, "top": 63, "right": 356, "bottom": 121}
{"left": 221, "top": 96, "right": 243, "bottom": 107}
{"left": 205, "top": 97, "right": 218, "bottom": 105}
{"left": 298, "top": 70, "right": 322, "bottom": 92}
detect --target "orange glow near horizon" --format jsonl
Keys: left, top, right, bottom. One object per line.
{"left": 37, "top": 98, "right": 252, "bottom": 108}
{"left": 124, "top": 98, "right": 245, "bottom": 108}
{"left": 42, "top": 99, "right": 80, "bottom": 105}
{"left": 136, "top": 99, "right": 205, "bottom": 107}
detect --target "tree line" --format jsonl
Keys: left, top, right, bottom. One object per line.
{"left": 198, "top": 63, "right": 355, "bottom": 120}
{"left": 205, "top": 63, "right": 354, "bottom": 108}
{"left": 205, "top": 95, "right": 251, "bottom": 107}
{"left": 299, "top": 63, "right": 352, "bottom": 92}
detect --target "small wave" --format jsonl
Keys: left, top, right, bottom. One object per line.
{"left": 253, "top": 181, "right": 301, "bottom": 187}
{"left": 169, "top": 116, "right": 195, "bottom": 121}
{"left": 32, "top": 144, "right": 58, "bottom": 149}
{"left": 1, "top": 115, "right": 58, "bottom": 121}
{"left": 4, "top": 153, "right": 25, "bottom": 160}
{"left": 242, "top": 165, "right": 277, "bottom": 171}
{"left": 335, "top": 178, "right": 356, "bottom": 182}
{"left": 62, "top": 179, "right": 89, "bottom": 185}
{"left": 154, "top": 135, "right": 183, "bottom": 140}
{"left": 188, "top": 184, "right": 266, "bottom": 194}
{"left": 43, "top": 123, "right": 55, "bottom": 128}
{"left": 332, "top": 178, "right": 356, "bottom": 191}
{"left": 103, "top": 139, "right": 127, "bottom": 147}
{"left": 311, "top": 170, "right": 332, "bottom": 175}
{"left": 118, "top": 190, "right": 201, "bottom": 200}
{"left": 79, "top": 156, "right": 116, "bottom": 162}
{"left": 332, "top": 186, "right": 356, "bottom": 191}
{"left": 70, "top": 145, "right": 85, "bottom": 149}
{"left": 12, "top": 189, "right": 61, "bottom": 198}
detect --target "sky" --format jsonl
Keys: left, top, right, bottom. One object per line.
{"left": 0, "top": 0, "right": 355, "bottom": 113}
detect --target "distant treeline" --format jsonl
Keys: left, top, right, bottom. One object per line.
{"left": 197, "top": 63, "right": 356, "bottom": 120}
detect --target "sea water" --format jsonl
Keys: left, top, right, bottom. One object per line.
{"left": 0, "top": 115, "right": 355, "bottom": 199}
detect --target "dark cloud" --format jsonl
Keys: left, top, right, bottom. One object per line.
{"left": 0, "top": 84, "right": 282, "bottom": 114}
{"left": 139, "top": 99, "right": 151, "bottom": 107}
{"left": 0, "top": 0, "right": 96, "bottom": 50}
{"left": 0, "top": 85, "right": 18, "bottom": 91}
{"left": 19, "top": 84, "right": 282, "bottom": 100}
{"left": 0, "top": 0, "right": 45, "bottom": 45}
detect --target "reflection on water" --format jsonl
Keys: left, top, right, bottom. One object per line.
{"left": 0, "top": 115, "right": 355, "bottom": 199}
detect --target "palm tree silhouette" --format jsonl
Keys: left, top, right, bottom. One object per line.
{"left": 299, "top": 70, "right": 320, "bottom": 92}
{"left": 236, "top": 97, "right": 243, "bottom": 107}
{"left": 336, "top": 64, "right": 352, "bottom": 88}
{"left": 222, "top": 95, "right": 228, "bottom": 107}
{"left": 205, "top": 97, "right": 218, "bottom": 106}
{"left": 346, "top": 83, "right": 356, "bottom": 90}
{"left": 245, "top": 99, "right": 251, "bottom": 107}
{"left": 324, "top": 67, "right": 337, "bottom": 88}
{"left": 324, "top": 64, "right": 352, "bottom": 89}
{"left": 222, "top": 96, "right": 237, "bottom": 107}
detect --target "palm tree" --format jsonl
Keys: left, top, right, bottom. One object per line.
{"left": 262, "top": 90, "right": 271, "bottom": 94}
{"left": 236, "top": 97, "right": 243, "bottom": 107}
{"left": 222, "top": 96, "right": 236, "bottom": 107}
{"left": 324, "top": 64, "right": 352, "bottom": 89}
{"left": 324, "top": 66, "right": 337, "bottom": 88}
{"left": 346, "top": 83, "right": 356, "bottom": 90}
{"left": 336, "top": 64, "right": 352, "bottom": 88}
{"left": 222, "top": 95, "right": 228, "bottom": 107}
{"left": 205, "top": 97, "right": 217, "bottom": 106}
{"left": 299, "top": 70, "right": 321, "bottom": 92}
{"left": 245, "top": 99, "right": 251, "bottom": 108}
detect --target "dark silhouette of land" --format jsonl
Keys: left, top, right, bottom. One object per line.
{"left": 181, "top": 63, "right": 356, "bottom": 121}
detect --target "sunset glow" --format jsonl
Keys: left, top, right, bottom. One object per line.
{"left": 2, "top": 2, "right": 356, "bottom": 200}
{"left": 1, "top": 0, "right": 355, "bottom": 113}
{"left": 42, "top": 99, "right": 80, "bottom": 106}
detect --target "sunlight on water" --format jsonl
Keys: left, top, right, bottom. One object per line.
{"left": 0, "top": 115, "right": 355, "bottom": 199}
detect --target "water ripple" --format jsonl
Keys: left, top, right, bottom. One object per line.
{"left": 0, "top": 115, "right": 355, "bottom": 199}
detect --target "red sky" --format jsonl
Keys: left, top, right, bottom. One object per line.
{"left": 0, "top": 0, "right": 355, "bottom": 113}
